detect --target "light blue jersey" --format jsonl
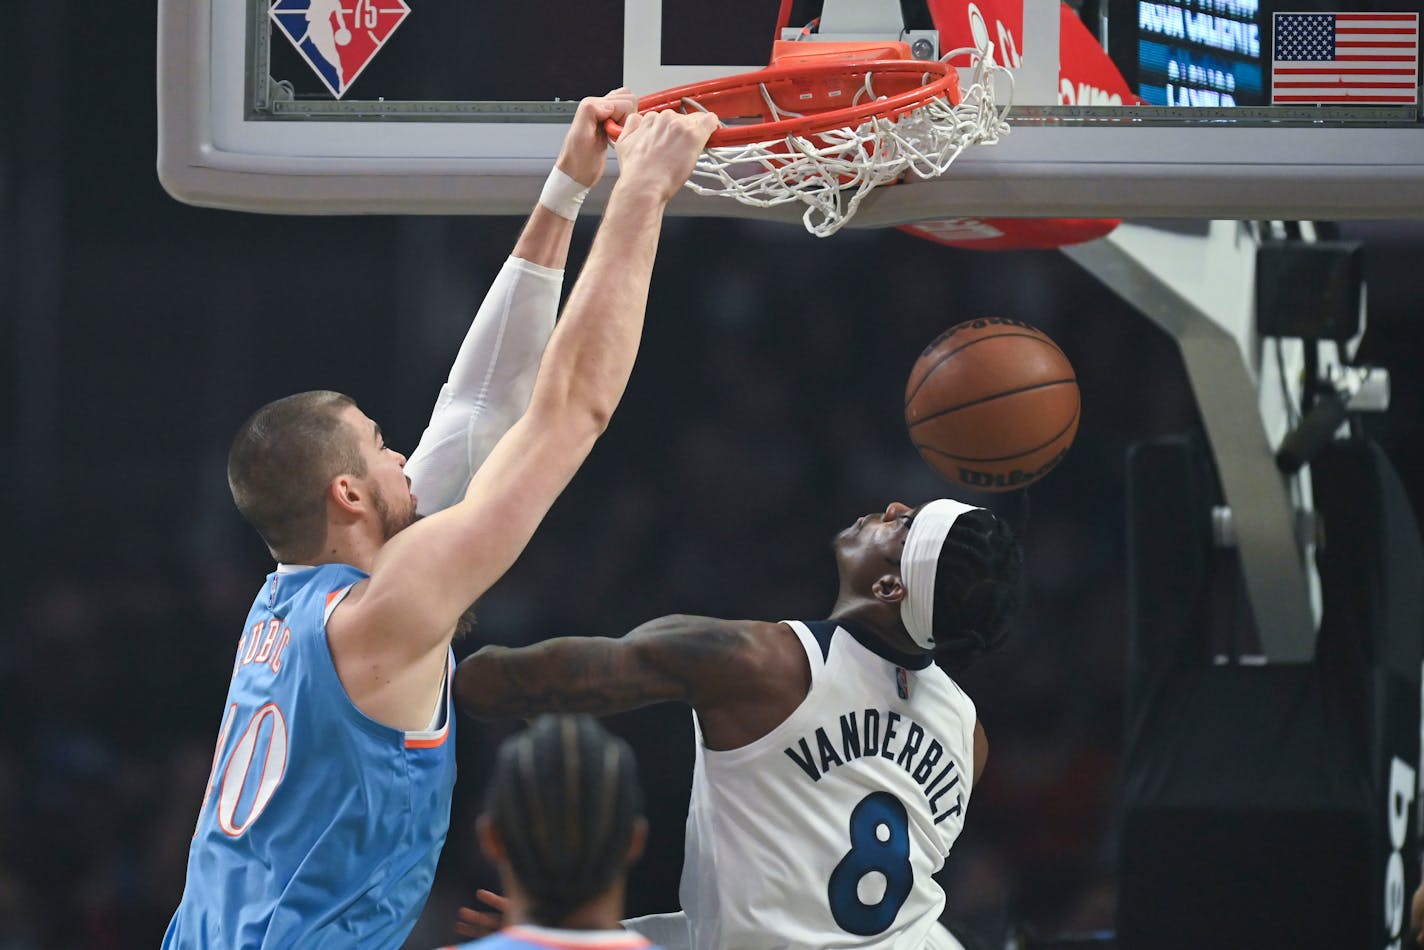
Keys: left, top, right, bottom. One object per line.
{"left": 164, "top": 562, "right": 457, "bottom": 949}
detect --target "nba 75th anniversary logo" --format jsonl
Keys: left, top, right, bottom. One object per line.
{"left": 269, "top": 0, "right": 411, "bottom": 99}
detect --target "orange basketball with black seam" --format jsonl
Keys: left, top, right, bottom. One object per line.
{"left": 905, "top": 317, "right": 1079, "bottom": 491}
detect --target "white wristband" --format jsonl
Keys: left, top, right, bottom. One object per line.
{"left": 539, "top": 167, "right": 590, "bottom": 221}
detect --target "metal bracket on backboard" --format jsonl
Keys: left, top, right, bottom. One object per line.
{"left": 782, "top": 0, "right": 939, "bottom": 58}
{"left": 779, "top": 27, "right": 941, "bottom": 61}
{"left": 266, "top": 78, "right": 295, "bottom": 106}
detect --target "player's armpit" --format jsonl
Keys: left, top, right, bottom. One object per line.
{"left": 454, "top": 616, "right": 792, "bottom": 720}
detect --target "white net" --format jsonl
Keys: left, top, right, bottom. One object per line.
{"left": 682, "top": 47, "right": 1013, "bottom": 238}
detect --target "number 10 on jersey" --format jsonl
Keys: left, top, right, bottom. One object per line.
{"left": 196, "top": 703, "right": 290, "bottom": 837}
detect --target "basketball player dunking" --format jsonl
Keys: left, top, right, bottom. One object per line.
{"left": 162, "top": 93, "right": 719, "bottom": 948}
{"left": 456, "top": 499, "right": 1022, "bottom": 950}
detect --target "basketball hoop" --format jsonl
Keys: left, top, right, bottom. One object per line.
{"left": 607, "top": 44, "right": 1012, "bottom": 237}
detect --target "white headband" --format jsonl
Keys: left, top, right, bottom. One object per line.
{"left": 900, "top": 499, "right": 980, "bottom": 650}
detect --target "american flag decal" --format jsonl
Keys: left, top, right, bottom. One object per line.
{"left": 1272, "top": 12, "right": 1419, "bottom": 104}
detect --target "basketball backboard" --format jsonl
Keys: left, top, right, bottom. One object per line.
{"left": 157, "top": 0, "right": 1424, "bottom": 220}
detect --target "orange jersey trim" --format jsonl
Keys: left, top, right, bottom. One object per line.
{"left": 404, "top": 651, "right": 454, "bottom": 749}
{"left": 404, "top": 728, "right": 449, "bottom": 749}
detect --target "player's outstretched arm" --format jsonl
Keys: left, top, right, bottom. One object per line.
{"left": 454, "top": 615, "right": 810, "bottom": 747}
{"left": 509, "top": 87, "right": 637, "bottom": 269}
{"left": 332, "top": 110, "right": 720, "bottom": 665}
{"left": 403, "top": 90, "right": 639, "bottom": 515}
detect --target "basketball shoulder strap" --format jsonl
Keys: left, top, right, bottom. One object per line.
{"left": 780, "top": 619, "right": 840, "bottom": 689}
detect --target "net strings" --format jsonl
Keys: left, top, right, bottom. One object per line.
{"left": 682, "top": 45, "right": 1015, "bottom": 238}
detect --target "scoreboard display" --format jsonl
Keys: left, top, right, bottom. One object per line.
{"left": 1133, "top": 0, "right": 1265, "bottom": 104}
{"left": 1109, "top": 0, "right": 1267, "bottom": 104}
{"left": 1108, "top": 0, "right": 1423, "bottom": 107}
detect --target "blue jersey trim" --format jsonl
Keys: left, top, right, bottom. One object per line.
{"left": 833, "top": 618, "right": 934, "bottom": 670}
{"left": 801, "top": 620, "right": 838, "bottom": 661}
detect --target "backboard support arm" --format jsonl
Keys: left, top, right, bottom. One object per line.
{"left": 1063, "top": 221, "right": 1319, "bottom": 663}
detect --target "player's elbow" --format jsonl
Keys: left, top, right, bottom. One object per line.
{"left": 586, "top": 399, "right": 616, "bottom": 435}
{"left": 453, "top": 648, "right": 504, "bottom": 719}
{"left": 527, "top": 388, "right": 612, "bottom": 445}
{"left": 527, "top": 328, "right": 632, "bottom": 434}
{"left": 566, "top": 398, "right": 614, "bottom": 438}
{"left": 566, "top": 378, "right": 618, "bottom": 434}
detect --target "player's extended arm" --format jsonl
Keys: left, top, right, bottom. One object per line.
{"left": 454, "top": 615, "right": 810, "bottom": 748}
{"left": 403, "top": 90, "right": 638, "bottom": 515}
{"left": 400, "top": 257, "right": 560, "bottom": 515}
{"left": 336, "top": 108, "right": 720, "bottom": 659}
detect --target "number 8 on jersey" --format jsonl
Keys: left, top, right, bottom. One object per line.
{"left": 829, "top": 792, "right": 914, "bottom": 935}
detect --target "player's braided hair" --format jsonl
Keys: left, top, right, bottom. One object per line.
{"left": 485, "top": 714, "right": 644, "bottom": 926}
{"left": 930, "top": 507, "right": 1023, "bottom": 670}
{"left": 227, "top": 390, "right": 364, "bottom": 562}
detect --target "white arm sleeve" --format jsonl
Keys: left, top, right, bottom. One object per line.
{"left": 404, "top": 256, "right": 561, "bottom": 515}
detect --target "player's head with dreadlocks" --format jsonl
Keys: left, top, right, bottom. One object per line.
{"left": 833, "top": 498, "right": 1022, "bottom": 670}
{"left": 479, "top": 714, "right": 647, "bottom": 928}
{"left": 921, "top": 504, "right": 1022, "bottom": 670}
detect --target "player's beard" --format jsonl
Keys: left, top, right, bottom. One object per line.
{"left": 368, "top": 482, "right": 467, "bottom": 636}
{"left": 370, "top": 482, "right": 419, "bottom": 542}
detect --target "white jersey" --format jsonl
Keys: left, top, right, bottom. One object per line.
{"left": 677, "top": 619, "right": 978, "bottom": 950}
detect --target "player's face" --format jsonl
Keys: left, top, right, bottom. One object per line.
{"left": 833, "top": 502, "right": 918, "bottom": 592}
{"left": 342, "top": 405, "right": 418, "bottom": 540}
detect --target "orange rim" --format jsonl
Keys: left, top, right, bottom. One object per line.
{"left": 606, "top": 59, "right": 960, "bottom": 148}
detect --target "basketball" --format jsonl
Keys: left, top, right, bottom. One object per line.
{"left": 335, "top": 27, "right": 352, "bottom": 45}
{"left": 904, "top": 317, "right": 1079, "bottom": 492}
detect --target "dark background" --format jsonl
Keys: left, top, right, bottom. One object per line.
{"left": 3, "top": 2, "right": 1423, "bottom": 948}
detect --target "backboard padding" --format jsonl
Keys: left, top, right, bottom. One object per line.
{"left": 157, "top": 0, "right": 1424, "bottom": 218}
